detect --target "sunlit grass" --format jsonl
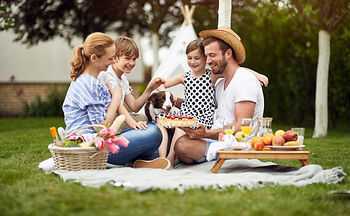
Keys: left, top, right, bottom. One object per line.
{"left": 0, "top": 117, "right": 349, "bottom": 215}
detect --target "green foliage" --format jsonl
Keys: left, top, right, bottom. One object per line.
{"left": 0, "top": 117, "right": 350, "bottom": 215}
{"left": 4, "top": 0, "right": 350, "bottom": 126}
{"left": 5, "top": 0, "right": 186, "bottom": 46}
{"left": 231, "top": 3, "right": 350, "bottom": 126}
{"left": 0, "top": 2, "right": 15, "bottom": 30}
{"left": 24, "top": 87, "right": 67, "bottom": 117}
{"left": 328, "top": 25, "right": 350, "bottom": 126}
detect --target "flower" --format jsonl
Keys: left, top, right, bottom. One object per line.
{"left": 95, "top": 128, "right": 129, "bottom": 153}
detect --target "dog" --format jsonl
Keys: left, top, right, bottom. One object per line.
{"left": 145, "top": 91, "right": 175, "bottom": 122}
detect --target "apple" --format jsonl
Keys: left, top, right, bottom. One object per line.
{"left": 250, "top": 136, "right": 261, "bottom": 149}
{"left": 283, "top": 130, "right": 298, "bottom": 142}
{"left": 272, "top": 135, "right": 285, "bottom": 146}
{"left": 254, "top": 140, "right": 264, "bottom": 151}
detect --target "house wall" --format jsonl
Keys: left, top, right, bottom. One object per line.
{"left": 0, "top": 82, "right": 68, "bottom": 116}
{"left": 0, "top": 31, "right": 144, "bottom": 83}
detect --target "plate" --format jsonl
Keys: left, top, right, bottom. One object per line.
{"left": 270, "top": 145, "right": 305, "bottom": 151}
{"left": 231, "top": 142, "right": 251, "bottom": 150}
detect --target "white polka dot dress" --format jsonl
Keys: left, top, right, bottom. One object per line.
{"left": 181, "top": 69, "right": 215, "bottom": 128}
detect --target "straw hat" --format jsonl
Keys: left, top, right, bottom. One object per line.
{"left": 199, "top": 28, "right": 246, "bottom": 64}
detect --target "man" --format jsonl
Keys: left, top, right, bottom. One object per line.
{"left": 174, "top": 28, "right": 264, "bottom": 164}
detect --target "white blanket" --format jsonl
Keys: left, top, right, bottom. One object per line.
{"left": 45, "top": 159, "right": 346, "bottom": 192}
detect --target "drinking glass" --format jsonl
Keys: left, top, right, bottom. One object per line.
{"left": 291, "top": 128, "right": 305, "bottom": 145}
{"left": 240, "top": 118, "right": 252, "bottom": 136}
{"left": 258, "top": 117, "right": 272, "bottom": 136}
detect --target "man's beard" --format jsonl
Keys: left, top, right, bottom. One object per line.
{"left": 212, "top": 58, "right": 227, "bottom": 75}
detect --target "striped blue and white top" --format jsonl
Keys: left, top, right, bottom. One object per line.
{"left": 63, "top": 74, "right": 111, "bottom": 134}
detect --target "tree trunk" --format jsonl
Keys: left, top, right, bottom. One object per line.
{"left": 218, "top": 0, "right": 232, "bottom": 28}
{"left": 151, "top": 32, "right": 159, "bottom": 76}
{"left": 313, "top": 30, "right": 330, "bottom": 138}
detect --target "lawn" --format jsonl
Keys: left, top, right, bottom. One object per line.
{"left": 0, "top": 117, "right": 349, "bottom": 216}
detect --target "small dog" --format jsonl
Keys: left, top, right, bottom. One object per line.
{"left": 145, "top": 91, "right": 175, "bottom": 122}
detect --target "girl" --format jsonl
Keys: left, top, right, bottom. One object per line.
{"left": 63, "top": 32, "right": 169, "bottom": 169}
{"left": 161, "top": 39, "right": 268, "bottom": 165}
{"left": 98, "top": 36, "right": 171, "bottom": 167}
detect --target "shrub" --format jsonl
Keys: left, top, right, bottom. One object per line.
{"left": 24, "top": 87, "right": 67, "bottom": 117}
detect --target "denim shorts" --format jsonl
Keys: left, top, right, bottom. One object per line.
{"left": 193, "top": 138, "right": 217, "bottom": 164}
{"left": 107, "top": 123, "right": 162, "bottom": 165}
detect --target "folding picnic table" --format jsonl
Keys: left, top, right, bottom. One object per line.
{"left": 211, "top": 150, "right": 310, "bottom": 173}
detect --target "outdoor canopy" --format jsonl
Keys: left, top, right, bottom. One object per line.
{"left": 153, "top": 5, "right": 197, "bottom": 97}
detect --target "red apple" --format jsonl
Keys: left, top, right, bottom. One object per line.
{"left": 283, "top": 130, "right": 298, "bottom": 142}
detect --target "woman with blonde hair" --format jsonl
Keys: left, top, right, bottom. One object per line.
{"left": 64, "top": 32, "right": 118, "bottom": 133}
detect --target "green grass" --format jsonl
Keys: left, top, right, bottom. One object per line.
{"left": 0, "top": 117, "right": 349, "bottom": 216}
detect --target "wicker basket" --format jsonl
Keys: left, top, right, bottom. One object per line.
{"left": 48, "top": 124, "right": 108, "bottom": 171}
{"left": 49, "top": 144, "right": 108, "bottom": 171}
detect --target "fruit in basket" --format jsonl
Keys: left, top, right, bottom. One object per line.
{"left": 235, "top": 131, "right": 246, "bottom": 142}
{"left": 284, "top": 141, "right": 299, "bottom": 146}
{"left": 63, "top": 140, "right": 80, "bottom": 147}
{"left": 283, "top": 130, "right": 298, "bottom": 142}
{"left": 272, "top": 135, "right": 285, "bottom": 146}
{"left": 275, "top": 129, "right": 285, "bottom": 137}
{"left": 262, "top": 134, "right": 273, "bottom": 145}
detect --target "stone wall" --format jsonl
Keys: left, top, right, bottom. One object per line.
{"left": 0, "top": 82, "right": 68, "bottom": 116}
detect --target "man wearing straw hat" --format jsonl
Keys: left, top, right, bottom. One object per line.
{"left": 175, "top": 28, "right": 264, "bottom": 164}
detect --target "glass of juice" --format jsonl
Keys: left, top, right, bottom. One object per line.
{"left": 240, "top": 118, "right": 252, "bottom": 136}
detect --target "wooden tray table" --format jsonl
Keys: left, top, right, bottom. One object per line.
{"left": 211, "top": 150, "right": 310, "bottom": 173}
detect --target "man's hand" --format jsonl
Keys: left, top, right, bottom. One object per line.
{"left": 181, "top": 124, "right": 206, "bottom": 139}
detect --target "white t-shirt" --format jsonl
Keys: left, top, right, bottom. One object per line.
{"left": 212, "top": 67, "right": 264, "bottom": 129}
{"left": 98, "top": 65, "right": 131, "bottom": 103}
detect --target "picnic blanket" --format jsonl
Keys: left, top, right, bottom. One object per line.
{"left": 39, "top": 158, "right": 346, "bottom": 192}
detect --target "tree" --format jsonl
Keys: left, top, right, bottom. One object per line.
{"left": 135, "top": 0, "right": 181, "bottom": 72}
{"left": 0, "top": 1, "right": 17, "bottom": 30}
{"left": 291, "top": 0, "right": 349, "bottom": 137}
{"left": 3, "top": 0, "right": 190, "bottom": 46}
{"left": 218, "top": 0, "right": 232, "bottom": 28}
{"left": 3, "top": 0, "right": 217, "bottom": 74}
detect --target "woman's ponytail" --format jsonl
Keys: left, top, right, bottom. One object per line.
{"left": 70, "top": 46, "right": 88, "bottom": 81}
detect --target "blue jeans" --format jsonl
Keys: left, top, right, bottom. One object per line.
{"left": 107, "top": 123, "right": 162, "bottom": 165}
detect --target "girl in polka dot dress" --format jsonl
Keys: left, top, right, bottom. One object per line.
{"left": 161, "top": 39, "right": 268, "bottom": 165}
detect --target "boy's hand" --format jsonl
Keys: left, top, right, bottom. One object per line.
{"left": 130, "top": 121, "right": 148, "bottom": 130}
{"left": 157, "top": 84, "right": 166, "bottom": 91}
{"left": 147, "top": 77, "right": 165, "bottom": 92}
